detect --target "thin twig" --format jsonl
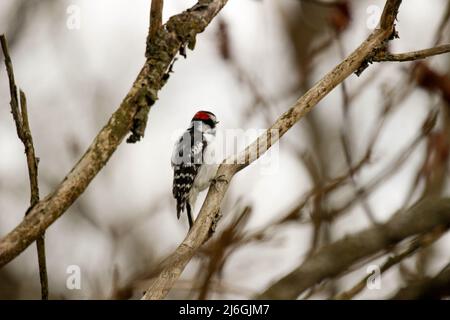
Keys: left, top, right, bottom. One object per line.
{"left": 196, "top": 206, "right": 252, "bottom": 299}
{"left": 257, "top": 197, "right": 450, "bottom": 299}
{"left": 1, "top": 35, "right": 48, "bottom": 299}
{"left": 333, "top": 227, "right": 445, "bottom": 300}
{"left": 0, "top": 0, "right": 229, "bottom": 269}
{"left": 374, "top": 44, "right": 450, "bottom": 62}
{"left": 336, "top": 32, "right": 378, "bottom": 225}
{"left": 391, "top": 260, "right": 450, "bottom": 299}
{"left": 433, "top": 2, "right": 450, "bottom": 45}
{"left": 299, "top": 0, "right": 347, "bottom": 7}
{"left": 142, "top": 0, "right": 404, "bottom": 300}
{"left": 149, "top": 0, "right": 163, "bottom": 40}
{"left": 326, "top": 107, "right": 438, "bottom": 222}
{"left": 19, "top": 91, "right": 40, "bottom": 206}
{"left": 229, "top": 151, "right": 373, "bottom": 249}
{"left": 1, "top": 35, "right": 21, "bottom": 139}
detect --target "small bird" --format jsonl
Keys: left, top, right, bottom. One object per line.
{"left": 171, "top": 110, "right": 219, "bottom": 229}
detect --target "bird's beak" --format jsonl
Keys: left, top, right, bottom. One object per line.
{"left": 215, "top": 121, "right": 220, "bottom": 124}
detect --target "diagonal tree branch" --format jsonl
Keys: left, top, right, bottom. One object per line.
{"left": 391, "top": 261, "right": 450, "bottom": 299}
{"left": 142, "top": 0, "right": 404, "bottom": 300}
{"left": 0, "top": 0, "right": 229, "bottom": 268}
{"left": 333, "top": 228, "right": 445, "bottom": 300}
{"left": 257, "top": 197, "right": 450, "bottom": 299}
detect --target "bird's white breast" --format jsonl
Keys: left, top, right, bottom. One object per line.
{"left": 193, "top": 135, "right": 218, "bottom": 191}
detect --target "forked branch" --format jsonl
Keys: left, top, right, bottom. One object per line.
{"left": 0, "top": 0, "right": 229, "bottom": 268}
{"left": 142, "top": 0, "right": 405, "bottom": 300}
{"left": 1, "top": 35, "right": 48, "bottom": 299}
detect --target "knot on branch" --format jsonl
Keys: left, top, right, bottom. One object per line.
{"left": 208, "top": 209, "right": 223, "bottom": 240}
{"left": 356, "top": 33, "right": 398, "bottom": 76}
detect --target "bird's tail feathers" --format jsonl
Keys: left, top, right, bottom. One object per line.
{"left": 176, "top": 200, "right": 184, "bottom": 220}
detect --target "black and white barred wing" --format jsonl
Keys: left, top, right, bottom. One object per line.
{"left": 171, "top": 132, "right": 205, "bottom": 219}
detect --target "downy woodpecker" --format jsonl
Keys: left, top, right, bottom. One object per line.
{"left": 171, "top": 111, "right": 219, "bottom": 229}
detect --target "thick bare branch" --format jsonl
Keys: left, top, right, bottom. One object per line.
{"left": 0, "top": 0, "right": 229, "bottom": 268}
{"left": 257, "top": 197, "right": 450, "bottom": 299}
{"left": 142, "top": 0, "right": 404, "bottom": 300}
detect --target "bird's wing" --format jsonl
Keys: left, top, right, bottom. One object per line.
{"left": 172, "top": 131, "right": 206, "bottom": 218}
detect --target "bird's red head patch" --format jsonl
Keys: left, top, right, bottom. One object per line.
{"left": 193, "top": 111, "right": 214, "bottom": 121}
{"left": 192, "top": 111, "right": 218, "bottom": 126}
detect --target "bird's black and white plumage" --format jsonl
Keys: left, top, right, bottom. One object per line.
{"left": 171, "top": 111, "right": 219, "bottom": 229}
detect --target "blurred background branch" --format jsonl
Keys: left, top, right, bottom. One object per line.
{"left": 0, "top": 0, "right": 228, "bottom": 273}
{"left": 258, "top": 197, "right": 450, "bottom": 299}
{"left": 143, "top": 0, "right": 409, "bottom": 300}
{"left": 1, "top": 0, "right": 450, "bottom": 300}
